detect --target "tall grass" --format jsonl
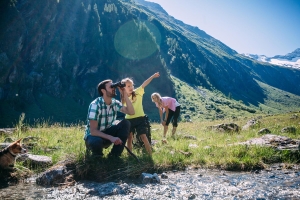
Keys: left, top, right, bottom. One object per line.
{"left": 1, "top": 112, "right": 299, "bottom": 181}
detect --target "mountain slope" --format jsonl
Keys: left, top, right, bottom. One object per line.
{"left": 135, "top": 0, "right": 300, "bottom": 103}
{"left": 0, "top": 0, "right": 300, "bottom": 127}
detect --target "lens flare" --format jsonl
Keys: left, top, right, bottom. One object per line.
{"left": 114, "top": 20, "right": 161, "bottom": 60}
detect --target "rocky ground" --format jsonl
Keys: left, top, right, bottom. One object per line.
{"left": 0, "top": 164, "right": 300, "bottom": 199}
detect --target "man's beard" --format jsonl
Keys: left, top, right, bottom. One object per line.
{"left": 107, "top": 90, "right": 116, "bottom": 98}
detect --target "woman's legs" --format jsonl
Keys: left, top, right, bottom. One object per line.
{"left": 165, "top": 109, "right": 175, "bottom": 137}
{"left": 171, "top": 127, "right": 177, "bottom": 136}
{"left": 163, "top": 125, "right": 168, "bottom": 138}
{"left": 171, "top": 106, "right": 181, "bottom": 136}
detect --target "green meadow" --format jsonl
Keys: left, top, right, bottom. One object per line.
{"left": 2, "top": 111, "right": 299, "bottom": 181}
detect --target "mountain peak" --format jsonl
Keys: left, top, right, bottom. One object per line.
{"left": 286, "top": 48, "right": 300, "bottom": 57}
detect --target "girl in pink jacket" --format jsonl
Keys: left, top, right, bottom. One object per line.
{"left": 151, "top": 92, "right": 181, "bottom": 138}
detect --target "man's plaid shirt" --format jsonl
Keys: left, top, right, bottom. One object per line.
{"left": 84, "top": 97, "right": 123, "bottom": 139}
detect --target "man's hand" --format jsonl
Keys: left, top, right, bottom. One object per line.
{"left": 110, "top": 137, "right": 123, "bottom": 145}
{"left": 118, "top": 87, "right": 129, "bottom": 98}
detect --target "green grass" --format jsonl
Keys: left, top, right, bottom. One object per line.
{"left": 171, "top": 75, "right": 300, "bottom": 122}
{"left": 256, "top": 80, "right": 300, "bottom": 113}
{"left": 1, "top": 111, "right": 299, "bottom": 182}
{"left": 171, "top": 75, "right": 261, "bottom": 121}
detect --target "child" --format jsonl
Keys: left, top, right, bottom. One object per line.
{"left": 151, "top": 92, "right": 181, "bottom": 138}
{"left": 122, "top": 72, "right": 160, "bottom": 155}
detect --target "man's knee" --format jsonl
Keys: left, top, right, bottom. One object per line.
{"left": 120, "top": 119, "right": 131, "bottom": 129}
{"left": 85, "top": 136, "right": 103, "bottom": 151}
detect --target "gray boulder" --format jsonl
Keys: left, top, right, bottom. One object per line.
{"left": 140, "top": 173, "right": 160, "bottom": 184}
{"left": 36, "top": 165, "right": 75, "bottom": 187}
{"left": 17, "top": 154, "right": 52, "bottom": 169}
{"left": 236, "top": 134, "right": 300, "bottom": 151}
{"left": 0, "top": 128, "right": 16, "bottom": 136}
{"left": 208, "top": 123, "right": 240, "bottom": 133}
{"left": 242, "top": 119, "right": 260, "bottom": 130}
{"left": 258, "top": 128, "right": 271, "bottom": 135}
{"left": 281, "top": 126, "right": 296, "bottom": 133}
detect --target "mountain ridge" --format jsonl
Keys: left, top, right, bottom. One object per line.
{"left": 0, "top": 0, "right": 299, "bottom": 127}
{"left": 242, "top": 48, "right": 300, "bottom": 70}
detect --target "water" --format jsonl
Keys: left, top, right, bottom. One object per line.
{"left": 1, "top": 167, "right": 300, "bottom": 199}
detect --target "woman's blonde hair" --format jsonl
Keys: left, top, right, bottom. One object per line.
{"left": 151, "top": 93, "right": 163, "bottom": 107}
{"left": 151, "top": 92, "right": 161, "bottom": 102}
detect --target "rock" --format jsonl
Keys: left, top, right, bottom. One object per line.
{"left": 183, "top": 135, "right": 197, "bottom": 140}
{"left": 36, "top": 165, "right": 75, "bottom": 187}
{"left": 276, "top": 145, "right": 299, "bottom": 151}
{"left": 17, "top": 154, "right": 52, "bottom": 169}
{"left": 208, "top": 123, "right": 240, "bottom": 133}
{"left": 153, "top": 173, "right": 160, "bottom": 183}
{"left": 258, "top": 128, "right": 271, "bottom": 135}
{"left": 235, "top": 134, "right": 300, "bottom": 151}
{"left": 36, "top": 166, "right": 66, "bottom": 186}
{"left": 0, "top": 128, "right": 16, "bottom": 136}
{"left": 140, "top": 173, "right": 153, "bottom": 184}
{"left": 178, "top": 150, "right": 192, "bottom": 157}
{"left": 290, "top": 114, "right": 298, "bottom": 119}
{"left": 281, "top": 126, "right": 296, "bottom": 133}
{"left": 0, "top": 143, "right": 11, "bottom": 149}
{"left": 140, "top": 173, "right": 161, "bottom": 184}
{"left": 242, "top": 119, "right": 260, "bottom": 130}
{"left": 188, "top": 194, "right": 197, "bottom": 199}
{"left": 188, "top": 144, "right": 198, "bottom": 148}
{"left": 96, "top": 182, "right": 129, "bottom": 197}
{"left": 184, "top": 114, "right": 191, "bottom": 119}
{"left": 161, "top": 172, "right": 168, "bottom": 179}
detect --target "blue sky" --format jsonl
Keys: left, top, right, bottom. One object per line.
{"left": 146, "top": 0, "right": 300, "bottom": 57}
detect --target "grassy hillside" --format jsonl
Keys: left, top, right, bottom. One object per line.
{"left": 255, "top": 80, "right": 300, "bottom": 113}
{"left": 171, "top": 76, "right": 300, "bottom": 121}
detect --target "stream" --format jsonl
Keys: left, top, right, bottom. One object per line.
{"left": 1, "top": 164, "right": 300, "bottom": 199}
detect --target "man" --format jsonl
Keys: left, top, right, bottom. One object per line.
{"left": 84, "top": 79, "right": 135, "bottom": 157}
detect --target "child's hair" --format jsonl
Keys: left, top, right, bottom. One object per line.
{"left": 151, "top": 92, "right": 161, "bottom": 102}
{"left": 121, "top": 77, "right": 136, "bottom": 100}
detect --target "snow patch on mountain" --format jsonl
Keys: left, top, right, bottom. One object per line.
{"left": 269, "top": 57, "right": 300, "bottom": 69}
{"left": 242, "top": 48, "right": 300, "bottom": 70}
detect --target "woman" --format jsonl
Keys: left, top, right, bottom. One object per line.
{"left": 151, "top": 92, "right": 181, "bottom": 138}
{"left": 122, "top": 72, "right": 160, "bottom": 155}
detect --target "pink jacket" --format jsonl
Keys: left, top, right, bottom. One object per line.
{"left": 155, "top": 97, "right": 179, "bottom": 112}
